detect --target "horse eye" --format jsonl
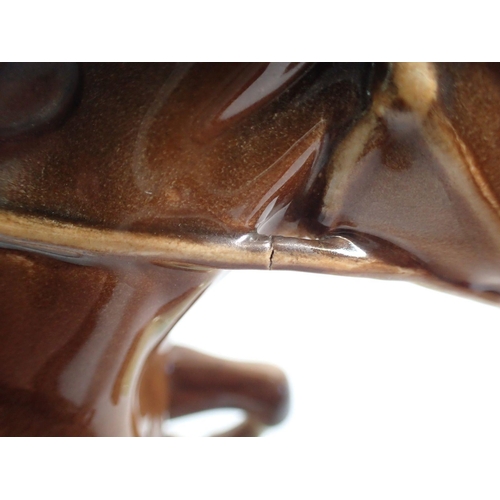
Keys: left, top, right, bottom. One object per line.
{"left": 0, "top": 62, "right": 79, "bottom": 139}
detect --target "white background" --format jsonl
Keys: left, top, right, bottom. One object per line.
{"left": 160, "top": 270, "right": 500, "bottom": 496}
{"left": 168, "top": 270, "right": 500, "bottom": 444}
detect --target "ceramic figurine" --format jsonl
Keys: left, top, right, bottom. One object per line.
{"left": 1, "top": 62, "right": 499, "bottom": 436}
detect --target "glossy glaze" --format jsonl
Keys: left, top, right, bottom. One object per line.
{"left": 1, "top": 63, "right": 499, "bottom": 435}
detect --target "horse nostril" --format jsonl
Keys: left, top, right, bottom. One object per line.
{"left": 0, "top": 62, "right": 79, "bottom": 140}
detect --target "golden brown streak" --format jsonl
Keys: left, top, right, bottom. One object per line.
{"left": 0, "top": 210, "right": 424, "bottom": 278}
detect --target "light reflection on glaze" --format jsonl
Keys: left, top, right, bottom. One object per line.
{"left": 0, "top": 246, "right": 217, "bottom": 435}
{"left": 219, "top": 63, "right": 310, "bottom": 121}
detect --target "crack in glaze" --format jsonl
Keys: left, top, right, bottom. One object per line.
{"left": 269, "top": 237, "right": 275, "bottom": 270}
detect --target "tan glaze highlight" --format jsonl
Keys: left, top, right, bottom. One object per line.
{"left": 1, "top": 63, "right": 500, "bottom": 436}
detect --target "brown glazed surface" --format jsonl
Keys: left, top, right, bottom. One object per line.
{"left": 1, "top": 63, "right": 500, "bottom": 435}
